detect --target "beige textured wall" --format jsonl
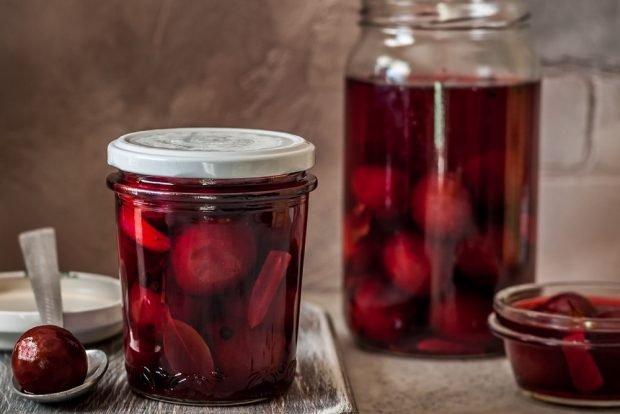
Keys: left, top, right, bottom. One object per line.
{"left": 0, "top": 0, "right": 358, "bottom": 284}
{"left": 1, "top": 1, "right": 619, "bottom": 289}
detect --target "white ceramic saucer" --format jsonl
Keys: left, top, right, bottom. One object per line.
{"left": 0, "top": 271, "right": 122, "bottom": 350}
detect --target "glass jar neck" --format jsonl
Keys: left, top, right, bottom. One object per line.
{"left": 107, "top": 171, "right": 318, "bottom": 205}
{"left": 361, "top": 0, "right": 530, "bottom": 30}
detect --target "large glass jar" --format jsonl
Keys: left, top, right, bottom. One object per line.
{"left": 343, "top": 0, "right": 541, "bottom": 356}
{"left": 107, "top": 128, "right": 317, "bottom": 404}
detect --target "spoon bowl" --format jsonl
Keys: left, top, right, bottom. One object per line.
{"left": 11, "top": 349, "right": 108, "bottom": 403}
{"left": 13, "top": 228, "right": 109, "bottom": 402}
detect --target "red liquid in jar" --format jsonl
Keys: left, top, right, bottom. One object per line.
{"left": 344, "top": 77, "right": 540, "bottom": 356}
{"left": 502, "top": 295, "right": 620, "bottom": 402}
{"left": 115, "top": 177, "right": 307, "bottom": 402}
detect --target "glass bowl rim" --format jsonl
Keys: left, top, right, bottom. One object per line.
{"left": 492, "top": 281, "right": 620, "bottom": 344}
{"left": 488, "top": 313, "right": 620, "bottom": 348}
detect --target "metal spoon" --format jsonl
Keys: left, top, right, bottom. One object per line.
{"left": 11, "top": 349, "right": 108, "bottom": 403}
{"left": 11, "top": 228, "right": 109, "bottom": 403}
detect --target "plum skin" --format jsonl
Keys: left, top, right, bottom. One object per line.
{"left": 12, "top": 325, "right": 88, "bottom": 394}
{"left": 535, "top": 292, "right": 597, "bottom": 317}
{"left": 411, "top": 174, "right": 472, "bottom": 238}
{"left": 382, "top": 232, "right": 431, "bottom": 297}
{"left": 171, "top": 221, "right": 257, "bottom": 294}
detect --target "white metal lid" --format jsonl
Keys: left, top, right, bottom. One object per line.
{"left": 107, "top": 128, "right": 315, "bottom": 179}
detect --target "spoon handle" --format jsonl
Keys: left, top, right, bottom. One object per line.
{"left": 18, "top": 228, "right": 64, "bottom": 327}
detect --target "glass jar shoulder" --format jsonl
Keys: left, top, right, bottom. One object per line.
{"left": 346, "top": 26, "right": 541, "bottom": 86}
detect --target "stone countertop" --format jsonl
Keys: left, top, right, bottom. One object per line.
{"left": 303, "top": 290, "right": 609, "bottom": 414}
{"left": 0, "top": 287, "right": 610, "bottom": 414}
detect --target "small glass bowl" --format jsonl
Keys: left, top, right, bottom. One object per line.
{"left": 489, "top": 282, "right": 620, "bottom": 407}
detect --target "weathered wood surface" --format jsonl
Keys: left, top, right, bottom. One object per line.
{"left": 0, "top": 303, "right": 357, "bottom": 414}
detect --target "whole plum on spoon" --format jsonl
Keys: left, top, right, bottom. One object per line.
{"left": 11, "top": 228, "right": 108, "bottom": 402}
{"left": 12, "top": 325, "right": 88, "bottom": 394}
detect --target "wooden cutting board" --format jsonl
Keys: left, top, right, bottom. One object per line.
{"left": 0, "top": 302, "right": 357, "bottom": 413}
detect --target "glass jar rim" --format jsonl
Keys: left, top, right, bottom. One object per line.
{"left": 492, "top": 282, "right": 620, "bottom": 345}
{"left": 107, "top": 171, "right": 318, "bottom": 204}
{"left": 361, "top": 0, "right": 531, "bottom": 30}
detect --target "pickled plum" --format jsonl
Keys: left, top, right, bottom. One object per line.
{"left": 343, "top": 204, "right": 372, "bottom": 260}
{"left": 349, "top": 278, "right": 409, "bottom": 344}
{"left": 431, "top": 290, "right": 494, "bottom": 344}
{"left": 171, "top": 221, "right": 257, "bottom": 294}
{"left": 166, "top": 268, "right": 221, "bottom": 331}
{"left": 118, "top": 230, "right": 166, "bottom": 292}
{"left": 129, "top": 284, "right": 167, "bottom": 337}
{"left": 411, "top": 174, "right": 472, "bottom": 238}
{"left": 345, "top": 240, "right": 377, "bottom": 287}
{"left": 208, "top": 284, "right": 289, "bottom": 389}
{"left": 506, "top": 342, "right": 571, "bottom": 390}
{"left": 531, "top": 294, "right": 603, "bottom": 393}
{"left": 126, "top": 286, "right": 168, "bottom": 367}
{"left": 535, "top": 293, "right": 597, "bottom": 317}
{"left": 248, "top": 250, "right": 291, "bottom": 329}
{"left": 257, "top": 204, "right": 293, "bottom": 256}
{"left": 263, "top": 283, "right": 290, "bottom": 334}
{"left": 125, "top": 310, "right": 164, "bottom": 371}
{"left": 12, "top": 325, "right": 88, "bottom": 394}
{"left": 212, "top": 323, "right": 251, "bottom": 386}
{"left": 163, "top": 317, "right": 215, "bottom": 378}
{"left": 562, "top": 331, "right": 604, "bottom": 393}
{"left": 455, "top": 230, "right": 502, "bottom": 287}
{"left": 120, "top": 205, "right": 170, "bottom": 253}
{"left": 213, "top": 323, "right": 287, "bottom": 388}
{"left": 382, "top": 233, "right": 430, "bottom": 297}
{"left": 463, "top": 151, "right": 507, "bottom": 208}
{"left": 351, "top": 165, "right": 409, "bottom": 218}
